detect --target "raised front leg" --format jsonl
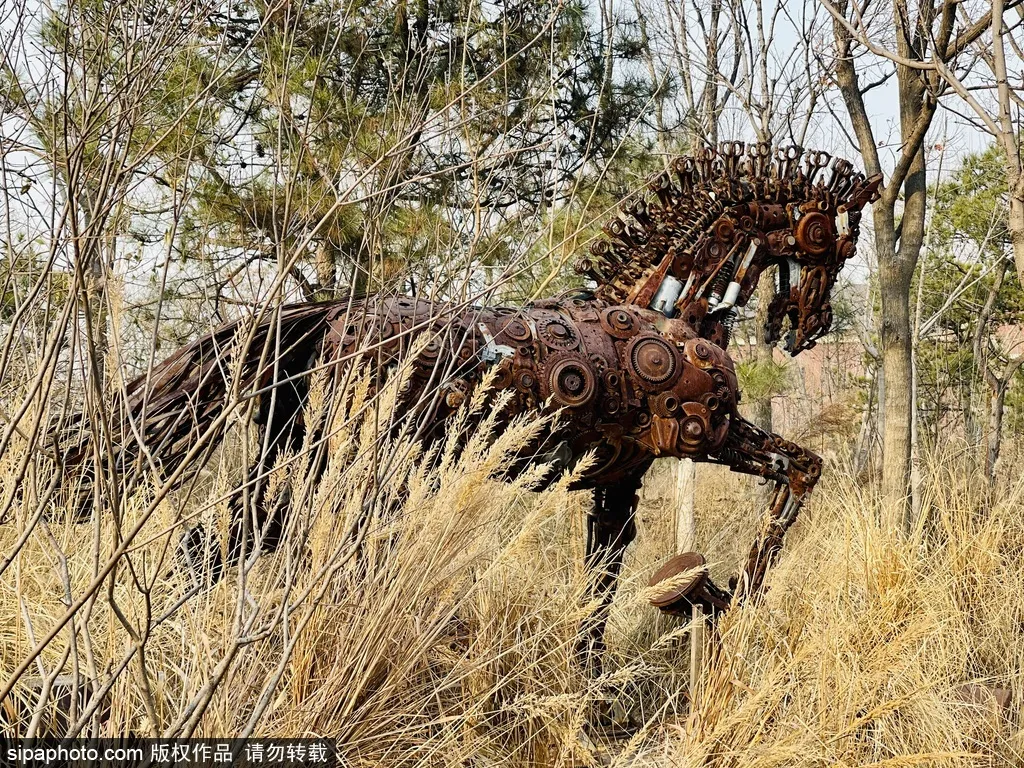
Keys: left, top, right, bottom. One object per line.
{"left": 719, "top": 417, "right": 822, "bottom": 599}
{"left": 579, "top": 472, "right": 644, "bottom": 672}
{"left": 648, "top": 415, "right": 821, "bottom": 616}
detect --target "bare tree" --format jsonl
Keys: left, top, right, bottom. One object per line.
{"left": 822, "top": 0, "right": 1003, "bottom": 526}
{"left": 970, "top": 260, "right": 1024, "bottom": 483}
{"left": 631, "top": 0, "right": 744, "bottom": 151}
{"left": 870, "top": 0, "right": 1024, "bottom": 293}
{"left": 731, "top": 0, "right": 825, "bottom": 435}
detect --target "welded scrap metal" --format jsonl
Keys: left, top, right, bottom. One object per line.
{"left": 57, "top": 142, "right": 881, "bottom": 626}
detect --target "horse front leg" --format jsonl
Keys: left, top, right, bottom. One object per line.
{"left": 714, "top": 416, "right": 822, "bottom": 602}
{"left": 578, "top": 473, "right": 644, "bottom": 674}
{"left": 647, "top": 414, "right": 822, "bottom": 615}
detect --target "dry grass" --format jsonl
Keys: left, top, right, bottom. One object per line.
{"left": 639, "top": 456, "right": 1024, "bottom": 767}
{"left": 2, "top": 382, "right": 1023, "bottom": 765}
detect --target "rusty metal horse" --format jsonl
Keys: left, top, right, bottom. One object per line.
{"left": 62, "top": 143, "right": 881, "bottom": 658}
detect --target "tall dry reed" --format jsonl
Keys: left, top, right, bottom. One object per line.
{"left": 2, "top": 379, "right": 1023, "bottom": 766}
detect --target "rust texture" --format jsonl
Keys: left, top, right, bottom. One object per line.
{"left": 61, "top": 143, "right": 881, "bottom": 648}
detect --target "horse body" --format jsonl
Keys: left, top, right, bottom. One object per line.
{"left": 323, "top": 293, "right": 737, "bottom": 483}
{"left": 312, "top": 292, "right": 818, "bottom": 625}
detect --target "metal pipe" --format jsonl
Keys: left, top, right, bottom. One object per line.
{"left": 710, "top": 240, "right": 760, "bottom": 315}
{"left": 651, "top": 275, "right": 684, "bottom": 317}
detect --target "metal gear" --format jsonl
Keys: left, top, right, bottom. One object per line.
{"left": 600, "top": 307, "right": 638, "bottom": 339}
{"left": 500, "top": 317, "right": 532, "bottom": 342}
{"left": 795, "top": 211, "right": 834, "bottom": 255}
{"left": 678, "top": 402, "right": 711, "bottom": 451}
{"left": 651, "top": 392, "right": 681, "bottom": 417}
{"left": 624, "top": 335, "right": 679, "bottom": 391}
{"left": 491, "top": 359, "right": 514, "bottom": 389}
{"left": 538, "top": 317, "right": 580, "bottom": 350}
{"left": 514, "top": 368, "right": 538, "bottom": 393}
{"left": 416, "top": 334, "right": 443, "bottom": 367}
{"left": 539, "top": 352, "right": 597, "bottom": 408}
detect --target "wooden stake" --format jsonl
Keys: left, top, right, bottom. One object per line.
{"left": 690, "top": 603, "right": 705, "bottom": 703}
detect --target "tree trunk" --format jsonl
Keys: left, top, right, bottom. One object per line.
{"left": 879, "top": 260, "right": 913, "bottom": 518}
{"left": 854, "top": 364, "right": 877, "bottom": 477}
{"left": 962, "top": 381, "right": 979, "bottom": 447}
{"left": 973, "top": 259, "right": 1009, "bottom": 483}
{"left": 876, "top": 357, "right": 885, "bottom": 456}
{"left": 909, "top": 340, "right": 921, "bottom": 524}
{"left": 883, "top": 44, "right": 929, "bottom": 526}
{"left": 984, "top": 358, "right": 1024, "bottom": 487}
{"left": 752, "top": 278, "right": 774, "bottom": 433}
{"left": 831, "top": 0, "right": 935, "bottom": 531}
{"left": 985, "top": 382, "right": 1006, "bottom": 484}
{"left": 87, "top": 253, "right": 109, "bottom": 387}
{"left": 702, "top": 0, "right": 722, "bottom": 146}
{"left": 77, "top": 188, "right": 108, "bottom": 389}
{"left": 314, "top": 241, "right": 338, "bottom": 300}
{"left": 1008, "top": 182, "right": 1024, "bottom": 289}
{"left": 632, "top": 0, "right": 668, "bottom": 156}
{"left": 873, "top": 199, "right": 916, "bottom": 526}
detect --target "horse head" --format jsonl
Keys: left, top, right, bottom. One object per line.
{"left": 576, "top": 142, "right": 882, "bottom": 354}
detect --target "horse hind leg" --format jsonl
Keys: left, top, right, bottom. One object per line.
{"left": 178, "top": 372, "right": 311, "bottom": 587}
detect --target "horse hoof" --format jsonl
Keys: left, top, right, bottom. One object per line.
{"left": 648, "top": 552, "right": 733, "bottom": 616}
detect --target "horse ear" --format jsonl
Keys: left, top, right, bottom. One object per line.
{"left": 848, "top": 173, "right": 884, "bottom": 210}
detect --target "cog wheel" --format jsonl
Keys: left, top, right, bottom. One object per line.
{"left": 514, "top": 369, "right": 538, "bottom": 393}
{"left": 538, "top": 317, "right": 580, "bottom": 350}
{"left": 588, "top": 353, "right": 609, "bottom": 374}
{"left": 795, "top": 211, "right": 834, "bottom": 255}
{"left": 624, "top": 335, "right": 679, "bottom": 391}
{"left": 601, "top": 396, "right": 621, "bottom": 415}
{"left": 600, "top": 307, "right": 639, "bottom": 339}
{"left": 679, "top": 403, "right": 711, "bottom": 451}
{"left": 331, "top": 320, "right": 360, "bottom": 350}
{"left": 490, "top": 358, "right": 514, "bottom": 389}
{"left": 499, "top": 317, "right": 532, "bottom": 342}
{"left": 685, "top": 338, "right": 721, "bottom": 370}
{"left": 417, "top": 334, "right": 443, "bottom": 365}
{"left": 539, "top": 352, "right": 597, "bottom": 408}
{"left": 651, "top": 392, "right": 681, "bottom": 417}
{"left": 365, "top": 314, "right": 394, "bottom": 343}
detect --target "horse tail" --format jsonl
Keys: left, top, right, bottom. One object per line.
{"left": 59, "top": 301, "right": 343, "bottom": 513}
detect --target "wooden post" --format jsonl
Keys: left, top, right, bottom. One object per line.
{"left": 690, "top": 603, "right": 704, "bottom": 703}
{"left": 675, "top": 458, "right": 696, "bottom": 552}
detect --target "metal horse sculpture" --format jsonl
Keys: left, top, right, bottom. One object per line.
{"left": 62, "top": 143, "right": 880, "bottom": 658}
